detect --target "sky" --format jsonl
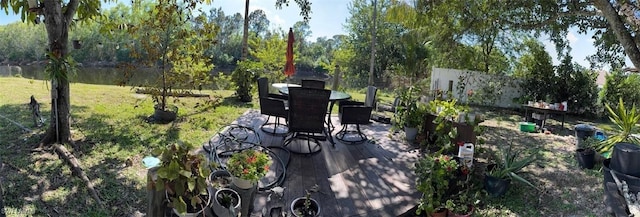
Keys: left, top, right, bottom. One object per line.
{"left": 0, "top": 0, "right": 625, "bottom": 69}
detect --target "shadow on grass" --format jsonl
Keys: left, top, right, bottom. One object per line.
{"left": 476, "top": 117, "right": 605, "bottom": 216}
{"left": 0, "top": 102, "right": 186, "bottom": 216}
{"left": 219, "top": 95, "right": 256, "bottom": 109}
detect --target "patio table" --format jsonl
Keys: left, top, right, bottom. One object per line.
{"left": 278, "top": 87, "right": 351, "bottom": 132}
{"left": 522, "top": 105, "right": 567, "bottom": 129}
{"left": 271, "top": 83, "right": 301, "bottom": 89}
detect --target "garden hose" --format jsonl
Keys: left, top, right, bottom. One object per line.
{"left": 204, "top": 124, "right": 290, "bottom": 192}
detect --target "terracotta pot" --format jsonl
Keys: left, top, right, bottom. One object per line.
{"left": 429, "top": 208, "right": 447, "bottom": 217}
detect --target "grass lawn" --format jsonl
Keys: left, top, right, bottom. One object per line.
{"left": 0, "top": 77, "right": 256, "bottom": 216}
{"left": 0, "top": 77, "right": 614, "bottom": 216}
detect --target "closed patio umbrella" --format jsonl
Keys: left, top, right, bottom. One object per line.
{"left": 284, "top": 28, "right": 295, "bottom": 80}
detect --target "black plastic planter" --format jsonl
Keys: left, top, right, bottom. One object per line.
{"left": 602, "top": 159, "right": 640, "bottom": 216}
{"left": 610, "top": 143, "right": 640, "bottom": 177}
{"left": 576, "top": 148, "right": 595, "bottom": 169}
{"left": 484, "top": 175, "right": 510, "bottom": 197}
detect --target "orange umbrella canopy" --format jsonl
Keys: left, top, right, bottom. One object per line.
{"left": 284, "top": 28, "right": 295, "bottom": 77}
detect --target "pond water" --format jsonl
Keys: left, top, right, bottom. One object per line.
{"left": 0, "top": 65, "right": 334, "bottom": 89}
{"left": 0, "top": 65, "right": 161, "bottom": 86}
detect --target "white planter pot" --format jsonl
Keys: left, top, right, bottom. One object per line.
{"left": 404, "top": 126, "right": 419, "bottom": 142}
{"left": 212, "top": 188, "right": 241, "bottom": 217}
{"left": 232, "top": 176, "right": 256, "bottom": 189}
{"left": 290, "top": 197, "right": 320, "bottom": 217}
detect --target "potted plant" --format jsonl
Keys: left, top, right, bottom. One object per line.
{"left": 443, "top": 163, "right": 478, "bottom": 217}
{"left": 153, "top": 142, "right": 215, "bottom": 216}
{"left": 404, "top": 102, "right": 427, "bottom": 142}
{"left": 290, "top": 185, "right": 321, "bottom": 217}
{"left": 484, "top": 144, "right": 538, "bottom": 197}
{"left": 209, "top": 169, "right": 232, "bottom": 190}
{"left": 576, "top": 137, "right": 599, "bottom": 169}
{"left": 394, "top": 86, "right": 425, "bottom": 142}
{"left": 598, "top": 98, "right": 640, "bottom": 178}
{"left": 231, "top": 60, "right": 261, "bottom": 102}
{"left": 117, "top": 1, "right": 215, "bottom": 123}
{"left": 597, "top": 98, "right": 640, "bottom": 154}
{"left": 226, "top": 149, "right": 272, "bottom": 189}
{"left": 212, "top": 188, "right": 241, "bottom": 217}
{"left": 427, "top": 99, "right": 462, "bottom": 153}
{"left": 415, "top": 154, "right": 460, "bottom": 216}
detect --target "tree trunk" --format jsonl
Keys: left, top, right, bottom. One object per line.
{"left": 241, "top": 0, "right": 250, "bottom": 60}
{"left": 594, "top": 0, "right": 640, "bottom": 69}
{"left": 369, "top": 0, "right": 377, "bottom": 86}
{"left": 40, "top": 0, "right": 74, "bottom": 145}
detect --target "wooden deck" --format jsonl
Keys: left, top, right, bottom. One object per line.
{"left": 210, "top": 109, "right": 421, "bottom": 217}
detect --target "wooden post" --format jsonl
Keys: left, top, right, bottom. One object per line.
{"left": 332, "top": 64, "right": 341, "bottom": 91}
{"left": 146, "top": 168, "right": 165, "bottom": 217}
{"left": 147, "top": 167, "right": 215, "bottom": 216}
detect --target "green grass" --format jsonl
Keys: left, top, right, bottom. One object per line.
{"left": 0, "top": 77, "right": 252, "bottom": 216}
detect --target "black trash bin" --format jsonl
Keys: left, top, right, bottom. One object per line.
{"left": 574, "top": 124, "right": 596, "bottom": 148}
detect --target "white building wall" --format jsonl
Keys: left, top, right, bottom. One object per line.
{"left": 430, "top": 67, "right": 523, "bottom": 108}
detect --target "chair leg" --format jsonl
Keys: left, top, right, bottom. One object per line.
{"left": 261, "top": 115, "right": 288, "bottom": 136}
{"left": 335, "top": 123, "right": 367, "bottom": 145}
{"left": 355, "top": 124, "right": 367, "bottom": 142}
{"left": 283, "top": 132, "right": 322, "bottom": 154}
{"left": 324, "top": 128, "right": 335, "bottom": 148}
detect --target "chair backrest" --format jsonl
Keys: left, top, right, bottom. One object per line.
{"left": 301, "top": 79, "right": 326, "bottom": 89}
{"left": 364, "top": 86, "right": 377, "bottom": 107}
{"left": 287, "top": 87, "right": 331, "bottom": 133}
{"left": 257, "top": 77, "right": 269, "bottom": 98}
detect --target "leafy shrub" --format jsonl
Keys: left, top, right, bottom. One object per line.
{"left": 599, "top": 70, "right": 640, "bottom": 110}
{"left": 554, "top": 55, "right": 599, "bottom": 115}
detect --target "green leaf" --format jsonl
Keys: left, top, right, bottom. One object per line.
{"left": 188, "top": 179, "right": 196, "bottom": 192}
{"left": 175, "top": 182, "right": 185, "bottom": 197}
{"left": 197, "top": 178, "right": 208, "bottom": 195}
{"left": 172, "top": 196, "right": 187, "bottom": 214}
{"left": 509, "top": 172, "right": 536, "bottom": 189}
{"left": 179, "top": 169, "right": 192, "bottom": 178}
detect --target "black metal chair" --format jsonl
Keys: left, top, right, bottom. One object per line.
{"left": 336, "top": 86, "right": 377, "bottom": 144}
{"left": 283, "top": 87, "right": 332, "bottom": 154}
{"left": 301, "top": 79, "right": 326, "bottom": 89}
{"left": 257, "top": 77, "right": 289, "bottom": 135}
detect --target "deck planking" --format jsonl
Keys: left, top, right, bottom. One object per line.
{"left": 208, "top": 109, "right": 421, "bottom": 217}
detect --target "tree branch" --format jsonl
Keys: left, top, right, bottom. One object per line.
{"left": 594, "top": 0, "right": 640, "bottom": 68}
{"left": 63, "top": 0, "right": 80, "bottom": 23}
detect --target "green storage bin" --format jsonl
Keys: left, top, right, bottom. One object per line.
{"left": 519, "top": 122, "right": 536, "bottom": 132}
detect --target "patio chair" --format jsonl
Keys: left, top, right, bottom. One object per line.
{"left": 283, "top": 87, "right": 332, "bottom": 154}
{"left": 336, "top": 86, "right": 377, "bottom": 144}
{"left": 301, "top": 79, "right": 326, "bottom": 89}
{"left": 257, "top": 77, "right": 289, "bottom": 135}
